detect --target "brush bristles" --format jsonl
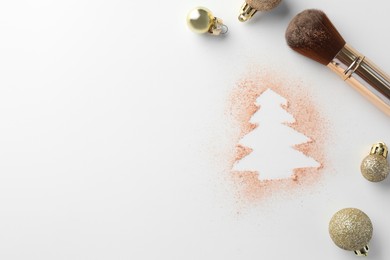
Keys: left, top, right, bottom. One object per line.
{"left": 285, "top": 9, "right": 346, "bottom": 65}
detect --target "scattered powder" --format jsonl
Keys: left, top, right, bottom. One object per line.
{"left": 225, "top": 68, "right": 329, "bottom": 205}
{"left": 235, "top": 144, "right": 253, "bottom": 162}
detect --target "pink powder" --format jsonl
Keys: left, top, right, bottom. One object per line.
{"left": 226, "top": 68, "right": 329, "bottom": 204}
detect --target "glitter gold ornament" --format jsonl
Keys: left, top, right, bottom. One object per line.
{"left": 361, "top": 142, "right": 390, "bottom": 182}
{"left": 238, "top": 0, "right": 282, "bottom": 22}
{"left": 329, "top": 208, "right": 373, "bottom": 256}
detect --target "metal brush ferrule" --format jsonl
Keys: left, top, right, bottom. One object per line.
{"left": 327, "top": 44, "right": 390, "bottom": 116}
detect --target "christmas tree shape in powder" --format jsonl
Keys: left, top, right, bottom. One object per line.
{"left": 233, "top": 88, "right": 320, "bottom": 180}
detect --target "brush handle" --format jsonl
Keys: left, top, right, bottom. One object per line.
{"left": 328, "top": 44, "right": 390, "bottom": 116}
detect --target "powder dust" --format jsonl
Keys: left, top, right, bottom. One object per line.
{"left": 225, "top": 68, "right": 329, "bottom": 205}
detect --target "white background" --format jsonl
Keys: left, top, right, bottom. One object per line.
{"left": 0, "top": 0, "right": 389, "bottom": 259}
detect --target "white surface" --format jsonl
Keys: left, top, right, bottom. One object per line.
{"left": 0, "top": 0, "right": 389, "bottom": 259}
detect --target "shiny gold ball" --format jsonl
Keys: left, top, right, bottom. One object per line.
{"left": 329, "top": 208, "right": 373, "bottom": 252}
{"left": 187, "top": 7, "right": 214, "bottom": 34}
{"left": 361, "top": 154, "right": 390, "bottom": 182}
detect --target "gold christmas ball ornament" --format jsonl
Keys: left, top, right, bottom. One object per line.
{"left": 238, "top": 0, "right": 282, "bottom": 22}
{"left": 187, "top": 7, "right": 228, "bottom": 36}
{"left": 361, "top": 142, "right": 390, "bottom": 182}
{"left": 329, "top": 208, "right": 373, "bottom": 256}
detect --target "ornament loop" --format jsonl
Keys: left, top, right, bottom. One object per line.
{"left": 209, "top": 17, "right": 228, "bottom": 35}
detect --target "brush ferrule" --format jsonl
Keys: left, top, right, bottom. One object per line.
{"left": 328, "top": 44, "right": 390, "bottom": 115}
{"left": 329, "top": 44, "right": 364, "bottom": 81}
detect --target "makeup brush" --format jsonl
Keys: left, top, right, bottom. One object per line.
{"left": 285, "top": 9, "right": 390, "bottom": 116}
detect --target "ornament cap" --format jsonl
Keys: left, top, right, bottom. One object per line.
{"left": 370, "top": 142, "right": 388, "bottom": 158}
{"left": 238, "top": 2, "right": 257, "bottom": 22}
{"left": 354, "top": 245, "right": 369, "bottom": 256}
